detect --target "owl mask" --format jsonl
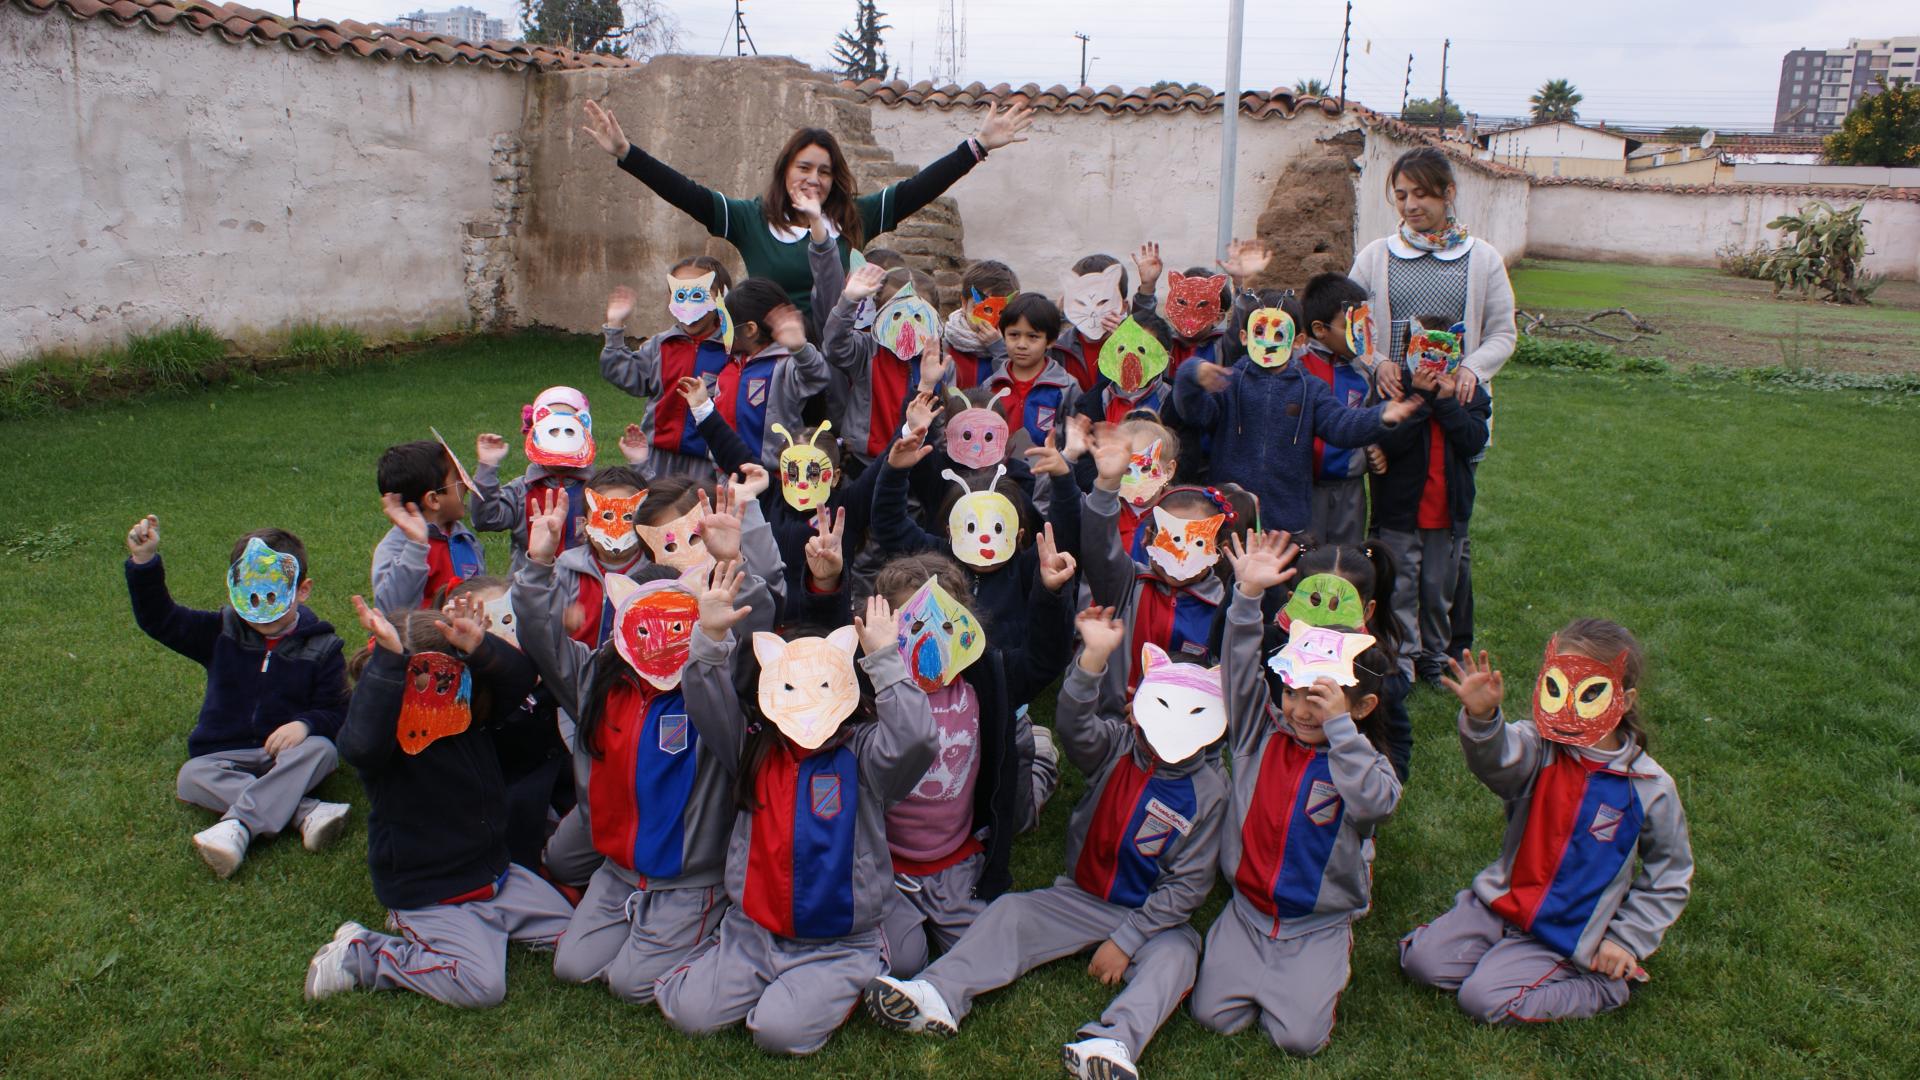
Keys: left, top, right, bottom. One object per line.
{"left": 1120, "top": 438, "right": 1172, "bottom": 508}
{"left": 584, "top": 487, "right": 647, "bottom": 557}
{"left": 896, "top": 576, "right": 985, "bottom": 693}
{"left": 635, "top": 506, "right": 707, "bottom": 571}
{"left": 1267, "top": 622, "right": 1376, "bottom": 689}
{"left": 943, "top": 466, "right": 1020, "bottom": 569}
{"left": 1246, "top": 307, "right": 1297, "bottom": 369}
{"left": 1060, "top": 264, "right": 1125, "bottom": 340}
{"left": 1284, "top": 574, "right": 1366, "bottom": 630}
{"left": 1132, "top": 644, "right": 1226, "bottom": 764}
{"left": 1343, "top": 302, "right": 1376, "bottom": 358}
{"left": 754, "top": 626, "right": 862, "bottom": 749}
{"left": 607, "top": 572, "right": 700, "bottom": 691}
{"left": 1532, "top": 637, "right": 1631, "bottom": 748}
{"left": 1098, "top": 316, "right": 1170, "bottom": 394}
{"left": 1165, "top": 271, "right": 1228, "bottom": 339}
{"left": 227, "top": 537, "right": 301, "bottom": 625}
{"left": 399, "top": 651, "right": 472, "bottom": 754}
{"left": 876, "top": 280, "right": 939, "bottom": 362}
{"left": 1145, "top": 506, "right": 1224, "bottom": 581}
{"left": 1406, "top": 323, "right": 1466, "bottom": 378}
{"left": 773, "top": 421, "right": 837, "bottom": 512}
{"left": 523, "top": 386, "right": 595, "bottom": 469}
{"left": 945, "top": 388, "right": 1011, "bottom": 470}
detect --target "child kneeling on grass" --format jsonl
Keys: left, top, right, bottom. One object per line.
{"left": 124, "top": 516, "right": 351, "bottom": 879}
{"left": 303, "top": 595, "right": 574, "bottom": 1008}
{"left": 1400, "top": 621, "right": 1693, "bottom": 1024}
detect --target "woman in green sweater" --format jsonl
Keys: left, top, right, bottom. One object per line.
{"left": 580, "top": 98, "right": 1035, "bottom": 314}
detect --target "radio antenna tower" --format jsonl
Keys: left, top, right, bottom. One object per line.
{"left": 934, "top": 0, "right": 966, "bottom": 84}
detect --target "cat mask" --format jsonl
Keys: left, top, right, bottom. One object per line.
{"left": 668, "top": 270, "right": 721, "bottom": 325}
{"left": 1267, "top": 622, "right": 1376, "bottom": 688}
{"left": 945, "top": 388, "right": 1011, "bottom": 470}
{"left": 584, "top": 487, "right": 647, "bottom": 557}
{"left": 754, "top": 626, "right": 862, "bottom": 749}
{"left": 1060, "top": 264, "right": 1125, "bottom": 340}
{"left": 1532, "top": 636, "right": 1631, "bottom": 748}
{"left": 635, "top": 506, "right": 707, "bottom": 571}
{"left": 1165, "top": 271, "right": 1229, "bottom": 339}
{"left": 1145, "top": 506, "right": 1224, "bottom": 580}
{"left": 1120, "top": 438, "right": 1172, "bottom": 508}
{"left": 1132, "top": 643, "right": 1226, "bottom": 763}
{"left": 607, "top": 572, "right": 700, "bottom": 691}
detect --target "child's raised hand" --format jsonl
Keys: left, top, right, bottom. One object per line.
{"left": 526, "top": 491, "right": 568, "bottom": 566}
{"left": 381, "top": 493, "right": 430, "bottom": 545}
{"left": 1132, "top": 241, "right": 1164, "bottom": 291}
{"left": 476, "top": 432, "right": 509, "bottom": 467}
{"left": 695, "top": 487, "right": 743, "bottom": 562}
{"left": 352, "top": 595, "right": 404, "bottom": 655}
{"left": 843, "top": 263, "right": 888, "bottom": 302}
{"left": 853, "top": 593, "right": 899, "bottom": 657}
{"left": 1062, "top": 414, "right": 1092, "bottom": 461}
{"left": 126, "top": 514, "right": 161, "bottom": 563}
{"left": 1024, "top": 441, "right": 1069, "bottom": 478}
{"left": 436, "top": 593, "right": 488, "bottom": 653}
{"left": 1441, "top": 650, "right": 1505, "bottom": 722}
{"left": 697, "top": 559, "right": 752, "bottom": 640}
{"left": 674, "top": 375, "right": 711, "bottom": 410}
{"left": 605, "top": 285, "right": 636, "bottom": 326}
{"left": 1194, "top": 361, "right": 1233, "bottom": 393}
{"left": 886, "top": 429, "right": 935, "bottom": 471}
{"left": 619, "top": 423, "right": 650, "bottom": 465}
{"left": 1089, "top": 423, "right": 1131, "bottom": 487}
{"left": 1036, "top": 522, "right": 1078, "bottom": 592}
{"left": 916, "top": 344, "right": 951, "bottom": 393}
{"left": 1075, "top": 605, "right": 1125, "bottom": 672}
{"left": 804, "top": 507, "right": 847, "bottom": 587}
{"left": 904, "top": 390, "right": 942, "bottom": 434}
{"left": 580, "top": 99, "right": 630, "bottom": 159}
{"left": 1227, "top": 530, "right": 1298, "bottom": 597}
{"left": 732, "top": 462, "right": 771, "bottom": 501}
{"left": 1217, "top": 237, "right": 1273, "bottom": 284}
{"left": 767, "top": 304, "right": 808, "bottom": 351}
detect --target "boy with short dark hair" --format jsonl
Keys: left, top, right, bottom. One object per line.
{"left": 1300, "top": 272, "right": 1384, "bottom": 546}
{"left": 986, "top": 292, "right": 1079, "bottom": 450}
{"left": 372, "top": 439, "right": 483, "bottom": 614}
{"left": 124, "top": 515, "right": 351, "bottom": 878}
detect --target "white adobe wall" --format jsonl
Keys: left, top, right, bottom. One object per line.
{"left": 1355, "top": 130, "right": 1532, "bottom": 264}
{"left": 0, "top": 10, "right": 529, "bottom": 362}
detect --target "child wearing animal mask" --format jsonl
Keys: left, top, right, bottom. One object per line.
{"left": 304, "top": 597, "right": 574, "bottom": 1008}
{"left": 944, "top": 259, "right": 1019, "bottom": 389}
{"left": 372, "top": 438, "right": 483, "bottom": 614}
{"left": 1050, "top": 254, "right": 1130, "bottom": 391}
{"left": 1190, "top": 530, "right": 1401, "bottom": 1057}
{"left": 652, "top": 594, "right": 938, "bottom": 1055}
{"left": 599, "top": 255, "right": 737, "bottom": 481}
{"left": 866, "top": 606, "right": 1228, "bottom": 1080}
{"left": 1402, "top": 622, "right": 1692, "bottom": 1026}
{"left": 823, "top": 262, "right": 948, "bottom": 468}
{"left": 1299, "top": 272, "right": 1388, "bottom": 547}
{"left": 124, "top": 518, "right": 351, "bottom": 879}
{"left": 1129, "top": 241, "right": 1235, "bottom": 375}
{"left": 470, "top": 384, "right": 599, "bottom": 573}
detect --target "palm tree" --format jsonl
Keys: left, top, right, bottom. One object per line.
{"left": 1294, "top": 77, "right": 1330, "bottom": 97}
{"left": 1530, "top": 78, "right": 1582, "bottom": 123}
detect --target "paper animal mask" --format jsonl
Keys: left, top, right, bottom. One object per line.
{"left": 1120, "top": 439, "right": 1172, "bottom": 508}
{"left": 481, "top": 592, "right": 519, "bottom": 648}
{"left": 635, "top": 506, "right": 707, "bottom": 571}
{"left": 1133, "top": 644, "right": 1226, "bottom": 764}
{"left": 1145, "top": 507, "right": 1224, "bottom": 580}
{"left": 945, "top": 388, "right": 1011, "bottom": 470}
{"left": 773, "top": 421, "right": 837, "bottom": 512}
{"left": 1165, "top": 271, "right": 1229, "bottom": 339}
{"left": 1532, "top": 636, "right": 1631, "bottom": 748}
{"left": 227, "top": 537, "right": 301, "bottom": 625}
{"left": 667, "top": 270, "right": 721, "bottom": 325}
{"left": 1246, "top": 307, "right": 1297, "bottom": 369}
{"left": 967, "top": 287, "right": 1008, "bottom": 330}
{"left": 876, "top": 280, "right": 939, "bottom": 362}
{"left": 1267, "top": 623, "right": 1377, "bottom": 689}
{"left": 1343, "top": 302, "right": 1376, "bottom": 358}
{"left": 714, "top": 301, "right": 736, "bottom": 353}
{"left": 754, "top": 626, "right": 862, "bottom": 749}
{"left": 1061, "top": 264, "right": 1126, "bottom": 340}
{"left": 523, "top": 386, "right": 595, "bottom": 469}
{"left": 896, "top": 576, "right": 984, "bottom": 692}
{"left": 584, "top": 487, "right": 647, "bottom": 556}
{"left": 399, "top": 652, "right": 472, "bottom": 754}
{"left": 1098, "top": 316, "right": 1170, "bottom": 393}
{"left": 942, "top": 466, "right": 1020, "bottom": 568}
{"left": 1406, "top": 323, "right": 1466, "bottom": 377}
{"left": 607, "top": 573, "right": 700, "bottom": 691}
{"left": 1284, "top": 574, "right": 1366, "bottom": 630}
{"left": 430, "top": 425, "right": 478, "bottom": 495}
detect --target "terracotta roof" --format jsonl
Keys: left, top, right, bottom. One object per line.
{"left": 847, "top": 78, "right": 1348, "bottom": 120}
{"left": 1530, "top": 175, "right": 1920, "bottom": 203}
{"left": 6, "top": 0, "right": 642, "bottom": 71}
{"left": 1717, "top": 133, "right": 1828, "bottom": 155}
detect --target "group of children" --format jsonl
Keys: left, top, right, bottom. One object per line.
{"left": 124, "top": 236, "right": 1691, "bottom": 1077}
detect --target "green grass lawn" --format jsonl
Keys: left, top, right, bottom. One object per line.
{"left": 1510, "top": 258, "right": 1920, "bottom": 373}
{"left": 3, "top": 334, "right": 1918, "bottom": 1077}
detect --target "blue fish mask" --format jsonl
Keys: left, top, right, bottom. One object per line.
{"left": 227, "top": 536, "right": 301, "bottom": 625}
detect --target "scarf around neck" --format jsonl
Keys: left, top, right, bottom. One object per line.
{"left": 1398, "top": 215, "right": 1470, "bottom": 254}
{"left": 943, "top": 309, "right": 991, "bottom": 354}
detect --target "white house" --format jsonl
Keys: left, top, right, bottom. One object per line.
{"left": 1475, "top": 121, "right": 1642, "bottom": 178}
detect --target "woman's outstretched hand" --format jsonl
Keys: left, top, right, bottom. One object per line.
{"left": 581, "top": 100, "right": 631, "bottom": 160}
{"left": 975, "top": 100, "right": 1036, "bottom": 151}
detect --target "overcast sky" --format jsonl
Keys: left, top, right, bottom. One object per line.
{"left": 302, "top": 0, "right": 1916, "bottom": 130}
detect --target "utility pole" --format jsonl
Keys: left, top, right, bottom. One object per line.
{"left": 1437, "top": 37, "right": 1450, "bottom": 132}
{"left": 1338, "top": 0, "right": 1351, "bottom": 108}
{"left": 1074, "top": 32, "right": 1091, "bottom": 88}
{"left": 727, "top": 0, "right": 757, "bottom": 57}
{"left": 1217, "top": 0, "right": 1244, "bottom": 261}
{"left": 1401, "top": 52, "right": 1413, "bottom": 114}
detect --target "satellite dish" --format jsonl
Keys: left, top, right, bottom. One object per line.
{"left": 1699, "top": 129, "right": 1717, "bottom": 150}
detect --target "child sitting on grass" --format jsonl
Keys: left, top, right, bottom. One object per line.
{"left": 372, "top": 439, "right": 482, "bottom": 613}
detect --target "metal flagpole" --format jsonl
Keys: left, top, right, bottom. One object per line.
{"left": 1217, "top": 0, "right": 1244, "bottom": 260}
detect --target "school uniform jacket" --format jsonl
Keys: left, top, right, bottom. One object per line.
{"left": 602, "top": 327, "right": 829, "bottom": 476}
{"left": 1054, "top": 662, "right": 1228, "bottom": 958}
{"left": 1460, "top": 707, "right": 1694, "bottom": 970}
{"left": 983, "top": 357, "right": 1080, "bottom": 451}
{"left": 1370, "top": 383, "right": 1491, "bottom": 534}
{"left": 1080, "top": 484, "right": 1227, "bottom": 713}
{"left": 1299, "top": 341, "right": 1379, "bottom": 483}
{"left": 370, "top": 521, "right": 484, "bottom": 615}
{"left": 472, "top": 462, "right": 591, "bottom": 574}
{"left": 1047, "top": 326, "right": 1103, "bottom": 393}
{"left": 126, "top": 556, "right": 348, "bottom": 758}
{"left": 684, "top": 633, "right": 938, "bottom": 943}
{"left": 1218, "top": 588, "right": 1400, "bottom": 939}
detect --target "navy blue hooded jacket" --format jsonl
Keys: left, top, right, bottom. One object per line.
{"left": 1368, "top": 383, "right": 1492, "bottom": 533}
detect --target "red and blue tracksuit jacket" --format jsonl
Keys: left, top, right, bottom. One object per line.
{"left": 1079, "top": 484, "right": 1227, "bottom": 707}
{"left": 1300, "top": 342, "right": 1376, "bottom": 482}
{"left": 370, "top": 521, "right": 484, "bottom": 616}
{"left": 601, "top": 325, "right": 784, "bottom": 480}
{"left": 1460, "top": 708, "right": 1694, "bottom": 969}
{"left": 1053, "top": 662, "right": 1226, "bottom": 957}
{"left": 985, "top": 359, "right": 1080, "bottom": 449}
{"left": 471, "top": 462, "right": 589, "bottom": 574}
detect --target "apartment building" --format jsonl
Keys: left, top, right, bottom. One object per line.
{"left": 392, "top": 6, "right": 508, "bottom": 42}
{"left": 1774, "top": 36, "right": 1918, "bottom": 134}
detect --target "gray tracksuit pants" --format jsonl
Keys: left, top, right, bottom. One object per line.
{"left": 1400, "top": 889, "right": 1631, "bottom": 1024}
{"left": 1375, "top": 527, "right": 1465, "bottom": 678}
{"left": 1310, "top": 477, "right": 1368, "bottom": 548}
{"left": 879, "top": 852, "right": 988, "bottom": 976}
{"left": 345, "top": 864, "right": 573, "bottom": 1009}
{"left": 918, "top": 882, "right": 1200, "bottom": 1061}
{"left": 552, "top": 865, "right": 728, "bottom": 1003}
{"left": 655, "top": 904, "right": 887, "bottom": 1056}
{"left": 541, "top": 805, "right": 603, "bottom": 886}
{"left": 175, "top": 739, "right": 337, "bottom": 838}
{"left": 1190, "top": 899, "right": 1353, "bottom": 1056}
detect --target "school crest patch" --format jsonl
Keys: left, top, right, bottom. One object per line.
{"left": 657, "top": 713, "right": 689, "bottom": 755}
{"left": 1345, "top": 389, "right": 1364, "bottom": 408}
{"left": 744, "top": 377, "right": 770, "bottom": 408}
{"left": 1033, "top": 405, "right": 1056, "bottom": 434}
{"left": 1589, "top": 803, "right": 1624, "bottom": 844}
{"left": 1306, "top": 779, "right": 1343, "bottom": 826}
{"left": 1132, "top": 797, "right": 1193, "bottom": 858}
{"left": 809, "top": 774, "right": 843, "bottom": 820}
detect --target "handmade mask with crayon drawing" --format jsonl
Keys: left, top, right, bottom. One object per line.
{"left": 1532, "top": 636, "right": 1631, "bottom": 748}
{"left": 399, "top": 652, "right": 472, "bottom": 754}
{"left": 1060, "top": 264, "right": 1125, "bottom": 340}
{"left": 1132, "top": 644, "right": 1226, "bottom": 764}
{"left": 667, "top": 270, "right": 720, "bottom": 325}
{"left": 943, "top": 466, "right": 1020, "bottom": 569}
{"left": 584, "top": 487, "right": 647, "bottom": 557}
{"left": 430, "top": 426, "right": 478, "bottom": 496}
{"left": 1267, "top": 622, "right": 1376, "bottom": 688}
{"left": 1246, "top": 307, "right": 1297, "bottom": 368}
{"left": 945, "top": 388, "right": 1011, "bottom": 470}
{"left": 1120, "top": 439, "right": 1172, "bottom": 508}
{"left": 227, "top": 537, "right": 301, "bottom": 625}
{"left": 1165, "top": 271, "right": 1229, "bottom": 339}
{"left": 1284, "top": 574, "right": 1366, "bottom": 630}
{"left": 967, "top": 287, "right": 1008, "bottom": 331}
{"left": 1098, "top": 316, "right": 1170, "bottom": 394}
{"left": 607, "top": 572, "right": 700, "bottom": 691}
{"left": 896, "top": 576, "right": 984, "bottom": 693}
{"left": 1406, "top": 323, "right": 1466, "bottom": 377}
{"left": 523, "top": 386, "right": 595, "bottom": 468}
{"left": 1145, "top": 507, "right": 1223, "bottom": 580}
{"left": 773, "top": 421, "right": 836, "bottom": 512}
{"left": 1343, "top": 302, "right": 1376, "bottom": 358}
{"left": 481, "top": 592, "right": 519, "bottom": 648}
{"left": 876, "top": 280, "right": 939, "bottom": 362}
{"left": 635, "top": 506, "right": 707, "bottom": 571}
{"left": 753, "top": 626, "right": 861, "bottom": 749}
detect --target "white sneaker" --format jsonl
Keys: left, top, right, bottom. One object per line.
{"left": 1062, "top": 1037, "right": 1138, "bottom": 1080}
{"left": 192, "top": 819, "right": 250, "bottom": 878}
{"left": 300, "top": 802, "right": 351, "bottom": 852}
{"left": 304, "top": 921, "right": 367, "bottom": 1000}
{"left": 864, "top": 976, "right": 957, "bottom": 1036}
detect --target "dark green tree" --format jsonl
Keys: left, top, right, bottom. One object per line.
{"left": 1824, "top": 76, "right": 1920, "bottom": 166}
{"left": 1403, "top": 96, "right": 1462, "bottom": 125}
{"left": 831, "top": 0, "right": 892, "bottom": 82}
{"left": 521, "top": 0, "right": 678, "bottom": 57}
{"left": 1293, "top": 77, "right": 1330, "bottom": 97}
{"left": 1529, "top": 78, "right": 1582, "bottom": 123}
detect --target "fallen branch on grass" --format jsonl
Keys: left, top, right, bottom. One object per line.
{"left": 1518, "top": 308, "right": 1661, "bottom": 343}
